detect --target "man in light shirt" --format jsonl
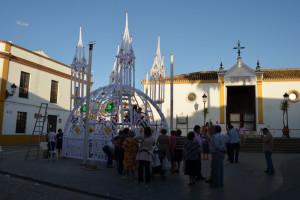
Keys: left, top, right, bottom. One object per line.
{"left": 209, "top": 125, "right": 227, "bottom": 187}
{"left": 47, "top": 128, "right": 56, "bottom": 157}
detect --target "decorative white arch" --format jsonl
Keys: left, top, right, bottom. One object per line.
{"left": 62, "top": 85, "right": 168, "bottom": 161}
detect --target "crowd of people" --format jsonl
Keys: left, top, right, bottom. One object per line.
{"left": 46, "top": 122, "right": 274, "bottom": 187}
{"left": 101, "top": 123, "right": 235, "bottom": 187}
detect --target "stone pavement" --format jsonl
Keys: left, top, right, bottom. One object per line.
{"left": 0, "top": 145, "right": 300, "bottom": 200}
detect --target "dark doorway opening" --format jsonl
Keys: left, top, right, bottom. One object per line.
{"left": 48, "top": 115, "right": 57, "bottom": 133}
{"left": 226, "top": 86, "right": 256, "bottom": 131}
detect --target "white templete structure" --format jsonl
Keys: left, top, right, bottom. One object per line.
{"left": 149, "top": 35, "right": 165, "bottom": 105}
{"left": 70, "top": 26, "right": 88, "bottom": 111}
{"left": 63, "top": 12, "right": 168, "bottom": 161}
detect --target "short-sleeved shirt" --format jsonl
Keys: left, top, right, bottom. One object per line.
{"left": 48, "top": 132, "right": 56, "bottom": 142}
{"left": 239, "top": 127, "right": 245, "bottom": 135}
{"left": 136, "top": 136, "right": 155, "bottom": 161}
{"left": 184, "top": 140, "right": 200, "bottom": 160}
{"left": 175, "top": 136, "right": 185, "bottom": 150}
{"left": 229, "top": 128, "right": 240, "bottom": 143}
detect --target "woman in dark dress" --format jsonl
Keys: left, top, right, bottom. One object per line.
{"left": 56, "top": 129, "right": 63, "bottom": 156}
{"left": 184, "top": 132, "right": 201, "bottom": 185}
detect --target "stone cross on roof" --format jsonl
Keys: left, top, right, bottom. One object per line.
{"left": 233, "top": 40, "right": 245, "bottom": 57}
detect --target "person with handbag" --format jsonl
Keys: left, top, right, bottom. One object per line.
{"left": 135, "top": 127, "right": 155, "bottom": 183}
{"left": 156, "top": 128, "right": 170, "bottom": 178}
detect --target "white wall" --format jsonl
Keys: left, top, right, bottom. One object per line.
{"left": 144, "top": 79, "right": 300, "bottom": 137}
{"left": 10, "top": 46, "right": 71, "bottom": 75}
{"left": 147, "top": 82, "right": 220, "bottom": 135}
{"left": 2, "top": 44, "right": 75, "bottom": 135}
{"left": 262, "top": 81, "right": 300, "bottom": 137}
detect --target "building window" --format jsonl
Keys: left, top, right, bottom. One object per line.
{"left": 19, "top": 71, "right": 30, "bottom": 98}
{"left": 187, "top": 92, "right": 197, "bottom": 102}
{"left": 50, "top": 80, "right": 58, "bottom": 103}
{"left": 16, "top": 112, "right": 27, "bottom": 133}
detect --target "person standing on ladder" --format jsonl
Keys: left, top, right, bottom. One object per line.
{"left": 47, "top": 128, "right": 56, "bottom": 158}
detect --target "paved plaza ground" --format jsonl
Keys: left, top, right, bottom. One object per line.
{"left": 0, "top": 145, "right": 300, "bottom": 200}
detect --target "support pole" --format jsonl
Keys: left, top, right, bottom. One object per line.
{"left": 83, "top": 42, "right": 94, "bottom": 166}
{"left": 204, "top": 101, "right": 206, "bottom": 126}
{"left": 145, "top": 73, "right": 149, "bottom": 96}
{"left": 170, "top": 54, "right": 174, "bottom": 131}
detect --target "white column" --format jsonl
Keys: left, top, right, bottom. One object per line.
{"left": 170, "top": 54, "right": 174, "bottom": 131}
{"left": 145, "top": 73, "right": 149, "bottom": 96}
{"left": 83, "top": 43, "right": 94, "bottom": 166}
{"left": 70, "top": 71, "right": 73, "bottom": 111}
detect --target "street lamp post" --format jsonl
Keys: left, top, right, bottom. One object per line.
{"left": 202, "top": 93, "right": 207, "bottom": 126}
{"left": 283, "top": 92, "right": 289, "bottom": 101}
{"left": 283, "top": 92, "right": 289, "bottom": 127}
{"left": 5, "top": 83, "right": 17, "bottom": 99}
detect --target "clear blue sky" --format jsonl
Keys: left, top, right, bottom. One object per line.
{"left": 2, "top": 0, "right": 300, "bottom": 91}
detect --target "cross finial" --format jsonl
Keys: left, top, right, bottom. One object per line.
{"left": 233, "top": 40, "right": 245, "bottom": 57}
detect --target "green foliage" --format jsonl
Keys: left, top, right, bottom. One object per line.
{"left": 280, "top": 100, "right": 290, "bottom": 128}
{"left": 203, "top": 108, "right": 209, "bottom": 115}
{"left": 280, "top": 100, "right": 289, "bottom": 111}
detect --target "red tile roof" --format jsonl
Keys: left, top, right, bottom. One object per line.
{"left": 141, "top": 68, "right": 300, "bottom": 84}
{"left": 261, "top": 68, "right": 300, "bottom": 80}
{"left": 164, "top": 71, "right": 218, "bottom": 82}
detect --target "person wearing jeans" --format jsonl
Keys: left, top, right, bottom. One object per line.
{"left": 138, "top": 160, "right": 151, "bottom": 182}
{"left": 209, "top": 125, "right": 227, "bottom": 187}
{"left": 102, "top": 145, "right": 113, "bottom": 168}
{"left": 262, "top": 128, "right": 274, "bottom": 174}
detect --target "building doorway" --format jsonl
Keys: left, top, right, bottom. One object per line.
{"left": 226, "top": 86, "right": 256, "bottom": 131}
{"left": 47, "top": 115, "right": 57, "bottom": 133}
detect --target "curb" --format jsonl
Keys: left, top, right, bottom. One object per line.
{"left": 0, "top": 170, "right": 122, "bottom": 200}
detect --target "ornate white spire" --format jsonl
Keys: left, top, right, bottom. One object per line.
{"left": 78, "top": 25, "right": 83, "bottom": 47}
{"left": 120, "top": 11, "right": 131, "bottom": 55}
{"left": 151, "top": 35, "right": 164, "bottom": 78}
{"left": 116, "top": 12, "right": 136, "bottom": 89}
{"left": 70, "top": 25, "right": 88, "bottom": 110}
{"left": 71, "top": 25, "right": 87, "bottom": 73}
{"left": 149, "top": 35, "right": 165, "bottom": 104}
{"left": 156, "top": 35, "right": 161, "bottom": 64}
{"left": 110, "top": 45, "right": 120, "bottom": 85}
{"left": 159, "top": 54, "right": 165, "bottom": 78}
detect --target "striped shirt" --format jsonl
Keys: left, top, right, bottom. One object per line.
{"left": 185, "top": 140, "right": 200, "bottom": 160}
{"left": 174, "top": 136, "right": 185, "bottom": 150}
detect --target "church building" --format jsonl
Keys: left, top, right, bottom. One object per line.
{"left": 143, "top": 42, "right": 300, "bottom": 137}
